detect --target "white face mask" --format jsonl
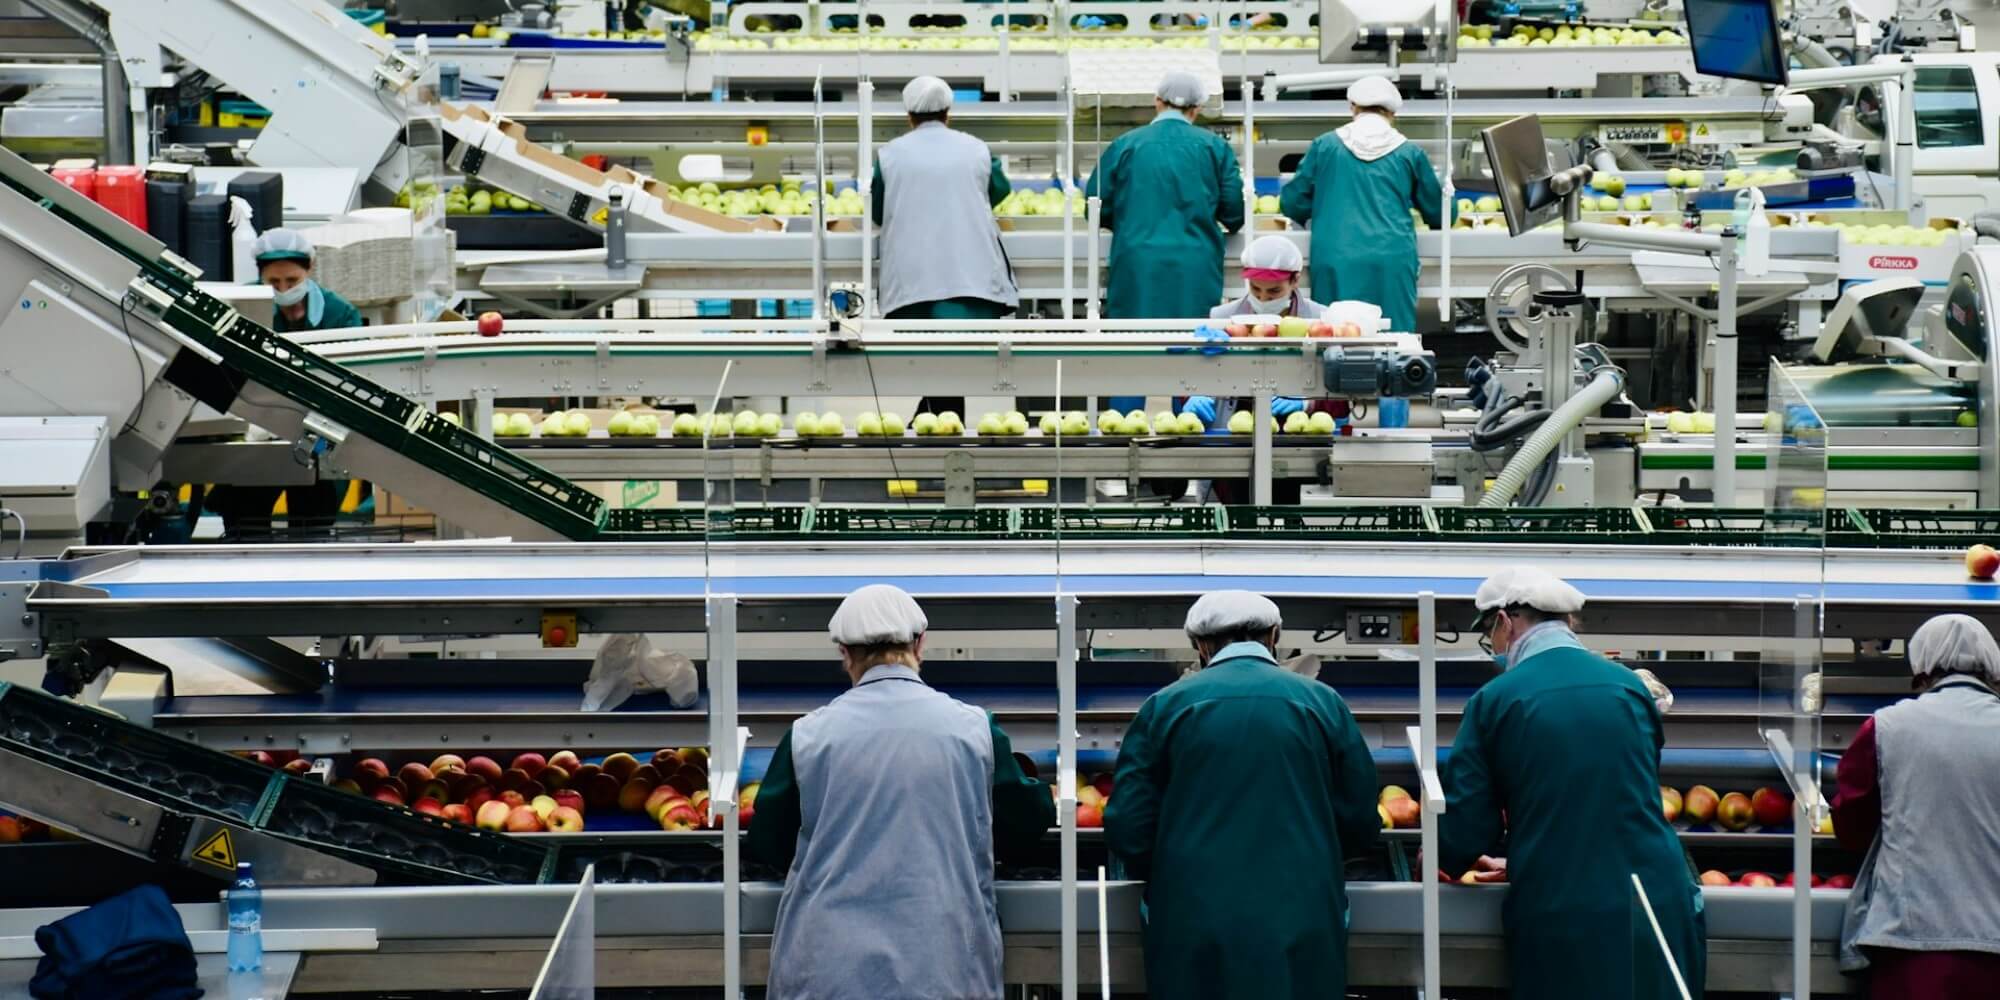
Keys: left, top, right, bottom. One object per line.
{"left": 271, "top": 281, "right": 312, "bottom": 307}
{"left": 1247, "top": 293, "right": 1289, "bottom": 315}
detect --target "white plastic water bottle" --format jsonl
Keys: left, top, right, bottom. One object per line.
{"left": 226, "top": 861, "right": 262, "bottom": 972}
{"left": 1743, "top": 187, "right": 1771, "bottom": 277}
{"left": 228, "top": 197, "right": 258, "bottom": 285}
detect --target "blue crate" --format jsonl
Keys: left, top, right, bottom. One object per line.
{"left": 786, "top": 298, "right": 813, "bottom": 316}
{"left": 696, "top": 299, "right": 731, "bottom": 318}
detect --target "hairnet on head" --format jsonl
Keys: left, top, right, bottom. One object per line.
{"left": 1472, "top": 567, "right": 1585, "bottom": 628}
{"left": 1347, "top": 75, "right": 1403, "bottom": 114}
{"left": 902, "top": 76, "right": 953, "bottom": 114}
{"left": 829, "top": 584, "right": 929, "bottom": 645}
{"left": 1908, "top": 614, "right": 2000, "bottom": 679}
{"left": 1242, "top": 235, "right": 1303, "bottom": 280}
{"left": 253, "top": 228, "right": 315, "bottom": 264}
{"left": 1156, "top": 70, "right": 1208, "bottom": 109}
{"left": 1185, "top": 590, "right": 1282, "bottom": 638}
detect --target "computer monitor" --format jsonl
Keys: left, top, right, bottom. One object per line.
{"left": 1684, "top": 0, "right": 1788, "bottom": 87}
{"left": 1480, "top": 114, "right": 1562, "bottom": 238}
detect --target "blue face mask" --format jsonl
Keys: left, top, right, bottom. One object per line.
{"left": 271, "top": 280, "right": 314, "bottom": 308}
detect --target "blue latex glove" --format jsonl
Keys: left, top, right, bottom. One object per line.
{"left": 1168, "top": 325, "right": 1230, "bottom": 357}
{"left": 1078, "top": 15, "right": 1105, "bottom": 28}
{"left": 1271, "top": 396, "right": 1305, "bottom": 418}
{"left": 1179, "top": 396, "right": 1218, "bottom": 425}
{"left": 1377, "top": 396, "right": 1411, "bottom": 428}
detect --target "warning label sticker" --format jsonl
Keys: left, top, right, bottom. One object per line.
{"left": 193, "top": 827, "right": 236, "bottom": 871}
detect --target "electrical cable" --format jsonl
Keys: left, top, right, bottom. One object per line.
{"left": 115, "top": 300, "right": 150, "bottom": 437}
{"left": 856, "top": 332, "right": 911, "bottom": 507}
{"left": 0, "top": 507, "right": 25, "bottom": 558}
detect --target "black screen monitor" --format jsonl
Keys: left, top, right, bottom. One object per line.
{"left": 1684, "top": 0, "right": 1788, "bottom": 87}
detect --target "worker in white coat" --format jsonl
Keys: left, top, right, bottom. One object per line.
{"left": 747, "top": 584, "right": 1055, "bottom": 999}
{"left": 872, "top": 76, "right": 1019, "bottom": 323}
{"left": 1207, "top": 234, "right": 1326, "bottom": 322}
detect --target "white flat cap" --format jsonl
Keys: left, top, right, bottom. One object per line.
{"left": 1156, "top": 70, "right": 1208, "bottom": 109}
{"left": 1473, "top": 567, "right": 1586, "bottom": 616}
{"left": 1243, "top": 234, "right": 1304, "bottom": 273}
{"left": 829, "top": 584, "right": 930, "bottom": 645}
{"left": 1908, "top": 613, "right": 2000, "bottom": 679}
{"left": 1185, "top": 590, "right": 1283, "bottom": 637}
{"left": 903, "top": 76, "right": 953, "bottom": 114}
{"left": 1347, "top": 75, "right": 1403, "bottom": 114}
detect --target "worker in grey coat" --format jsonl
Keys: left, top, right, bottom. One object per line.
{"left": 872, "top": 76, "right": 1019, "bottom": 322}
{"left": 748, "top": 584, "right": 1056, "bottom": 999}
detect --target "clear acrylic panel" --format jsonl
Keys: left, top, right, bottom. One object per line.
{"left": 702, "top": 360, "right": 738, "bottom": 590}
{"left": 1758, "top": 363, "right": 1828, "bottom": 812}
{"left": 397, "top": 64, "right": 453, "bottom": 322}
{"left": 527, "top": 864, "right": 595, "bottom": 1000}
{"left": 1629, "top": 874, "right": 1694, "bottom": 1000}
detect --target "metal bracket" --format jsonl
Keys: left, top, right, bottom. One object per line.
{"left": 596, "top": 339, "right": 612, "bottom": 389}
{"left": 459, "top": 146, "right": 486, "bottom": 177}
{"left": 808, "top": 336, "right": 830, "bottom": 391}
{"left": 759, "top": 444, "right": 774, "bottom": 487}
{"left": 994, "top": 340, "right": 1016, "bottom": 391}
{"left": 943, "top": 451, "right": 975, "bottom": 507}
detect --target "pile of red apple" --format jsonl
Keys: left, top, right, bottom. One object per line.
{"left": 1056, "top": 773, "right": 1114, "bottom": 828}
{"left": 1699, "top": 869, "right": 1852, "bottom": 890}
{"left": 1661, "top": 784, "right": 1808, "bottom": 832}
{"left": 321, "top": 747, "right": 735, "bottom": 835}
{"left": 1378, "top": 785, "right": 1420, "bottom": 829}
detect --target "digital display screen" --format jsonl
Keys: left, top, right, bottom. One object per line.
{"left": 1685, "top": 0, "right": 1788, "bottom": 87}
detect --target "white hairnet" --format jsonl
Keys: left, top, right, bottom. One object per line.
{"left": 902, "top": 76, "right": 953, "bottom": 114}
{"left": 1156, "top": 70, "right": 1208, "bottom": 109}
{"left": 1908, "top": 614, "right": 2000, "bottom": 679}
{"left": 829, "top": 583, "right": 929, "bottom": 645}
{"left": 1347, "top": 75, "right": 1404, "bottom": 114}
{"left": 1243, "top": 235, "right": 1303, "bottom": 273}
{"left": 1474, "top": 567, "right": 1586, "bottom": 615}
{"left": 252, "top": 227, "right": 314, "bottom": 263}
{"left": 1185, "top": 590, "right": 1282, "bottom": 637}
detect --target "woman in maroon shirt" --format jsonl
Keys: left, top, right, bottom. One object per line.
{"left": 1832, "top": 613, "right": 2000, "bottom": 999}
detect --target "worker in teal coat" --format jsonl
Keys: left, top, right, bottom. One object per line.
{"left": 1106, "top": 591, "right": 1380, "bottom": 999}
{"left": 1085, "top": 70, "right": 1245, "bottom": 321}
{"left": 1279, "top": 75, "right": 1449, "bottom": 334}
{"left": 254, "top": 228, "right": 366, "bottom": 334}
{"left": 1440, "top": 567, "right": 1706, "bottom": 1000}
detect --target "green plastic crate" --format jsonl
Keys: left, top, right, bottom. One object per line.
{"left": 1430, "top": 507, "right": 1650, "bottom": 543}
{"left": 810, "top": 506, "right": 1017, "bottom": 537}
{"left": 1638, "top": 507, "right": 1829, "bottom": 547}
{"left": 599, "top": 506, "right": 811, "bottom": 540}
{"left": 1852, "top": 508, "right": 2000, "bottom": 550}
{"left": 1014, "top": 505, "right": 1222, "bottom": 538}
{"left": 1221, "top": 505, "right": 1435, "bottom": 540}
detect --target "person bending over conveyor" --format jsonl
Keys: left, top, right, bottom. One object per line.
{"left": 1106, "top": 590, "right": 1379, "bottom": 999}
{"left": 748, "top": 584, "right": 1054, "bottom": 999}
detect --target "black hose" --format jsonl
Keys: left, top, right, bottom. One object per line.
{"left": 1470, "top": 408, "right": 1553, "bottom": 452}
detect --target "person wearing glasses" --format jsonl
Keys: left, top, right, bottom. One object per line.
{"left": 1439, "top": 567, "right": 1706, "bottom": 1000}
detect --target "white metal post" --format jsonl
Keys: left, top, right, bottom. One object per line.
{"left": 811, "top": 71, "right": 827, "bottom": 320}
{"left": 1251, "top": 391, "right": 1273, "bottom": 505}
{"left": 1414, "top": 591, "right": 1442, "bottom": 1000}
{"left": 1793, "top": 594, "right": 1816, "bottom": 1000}
{"left": 1438, "top": 67, "right": 1453, "bottom": 323}
{"left": 858, "top": 76, "right": 874, "bottom": 317}
{"left": 707, "top": 595, "right": 742, "bottom": 1000}
{"left": 1241, "top": 76, "right": 1257, "bottom": 231}
{"left": 1086, "top": 197, "right": 1101, "bottom": 321}
{"left": 1057, "top": 592, "right": 1079, "bottom": 1000}
{"left": 1063, "top": 79, "right": 1076, "bottom": 319}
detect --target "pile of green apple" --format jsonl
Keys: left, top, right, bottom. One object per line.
{"left": 995, "top": 188, "right": 1085, "bottom": 218}
{"left": 1038, "top": 411, "right": 1093, "bottom": 436}
{"left": 911, "top": 412, "right": 966, "bottom": 436}
{"left": 1722, "top": 167, "right": 1798, "bottom": 189}
{"left": 856, "top": 411, "right": 908, "bottom": 436}
{"left": 1664, "top": 411, "right": 1718, "bottom": 434}
{"left": 1663, "top": 168, "right": 1708, "bottom": 189}
{"left": 1578, "top": 193, "right": 1655, "bottom": 212}
{"left": 1226, "top": 410, "right": 1340, "bottom": 434}
{"left": 446, "top": 185, "right": 541, "bottom": 216}
{"left": 671, "top": 411, "right": 784, "bottom": 437}
{"left": 1456, "top": 195, "right": 1504, "bottom": 215}
{"left": 661, "top": 179, "right": 869, "bottom": 218}
{"left": 1831, "top": 223, "right": 1954, "bottom": 248}
{"left": 492, "top": 412, "right": 535, "bottom": 437}
{"left": 792, "top": 411, "right": 848, "bottom": 437}
{"left": 975, "top": 410, "right": 1032, "bottom": 436}
{"left": 539, "top": 410, "right": 595, "bottom": 437}
{"left": 690, "top": 30, "right": 1312, "bottom": 52}
{"left": 1092, "top": 409, "right": 1204, "bottom": 435}
{"left": 1458, "top": 23, "right": 1683, "bottom": 47}
{"left": 607, "top": 411, "right": 663, "bottom": 437}
{"left": 1253, "top": 194, "right": 1282, "bottom": 214}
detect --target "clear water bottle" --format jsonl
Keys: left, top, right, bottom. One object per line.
{"left": 226, "top": 862, "right": 262, "bottom": 973}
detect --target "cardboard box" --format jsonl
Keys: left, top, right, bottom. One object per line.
{"left": 1835, "top": 219, "right": 1968, "bottom": 283}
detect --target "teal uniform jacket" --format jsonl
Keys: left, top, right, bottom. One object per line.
{"left": 1440, "top": 643, "right": 1707, "bottom": 1000}
{"left": 1279, "top": 134, "right": 1448, "bottom": 332}
{"left": 1085, "top": 113, "right": 1245, "bottom": 319}
{"left": 271, "top": 283, "right": 364, "bottom": 333}
{"left": 1105, "top": 643, "right": 1380, "bottom": 999}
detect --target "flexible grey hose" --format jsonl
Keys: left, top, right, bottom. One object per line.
{"left": 1479, "top": 367, "right": 1624, "bottom": 508}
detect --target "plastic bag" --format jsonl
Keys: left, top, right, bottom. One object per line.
{"left": 1633, "top": 667, "right": 1675, "bottom": 715}
{"left": 582, "top": 633, "right": 699, "bottom": 712}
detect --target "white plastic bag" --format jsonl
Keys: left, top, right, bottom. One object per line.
{"left": 582, "top": 633, "right": 699, "bottom": 712}
{"left": 1633, "top": 667, "right": 1675, "bottom": 715}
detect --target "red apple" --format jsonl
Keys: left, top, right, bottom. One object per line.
{"left": 1826, "top": 874, "right": 1855, "bottom": 889}
{"left": 645, "top": 785, "right": 687, "bottom": 821}
{"left": 377, "top": 776, "right": 409, "bottom": 801}
{"left": 1077, "top": 802, "right": 1103, "bottom": 828}
{"left": 398, "top": 762, "right": 434, "bottom": 790}
{"left": 570, "top": 763, "right": 602, "bottom": 785}
{"left": 505, "top": 805, "right": 544, "bottom": 833}
{"left": 552, "top": 789, "right": 586, "bottom": 814}
{"left": 584, "top": 773, "right": 622, "bottom": 811}
{"left": 1661, "top": 786, "right": 1683, "bottom": 823}
{"left": 0, "top": 816, "right": 21, "bottom": 844}
{"left": 548, "top": 751, "right": 582, "bottom": 774}
{"left": 1751, "top": 787, "right": 1793, "bottom": 828}
{"left": 499, "top": 767, "right": 531, "bottom": 792}
{"left": 464, "top": 787, "right": 495, "bottom": 814}
{"left": 15, "top": 818, "right": 48, "bottom": 841}
{"left": 617, "top": 778, "right": 656, "bottom": 813}
{"left": 601, "top": 753, "right": 640, "bottom": 782}
{"left": 429, "top": 754, "right": 466, "bottom": 776}
{"left": 1683, "top": 785, "right": 1719, "bottom": 825}
{"left": 738, "top": 802, "right": 755, "bottom": 827}
{"left": 1698, "top": 870, "right": 1732, "bottom": 887}
{"left": 332, "top": 778, "right": 363, "bottom": 795}
{"left": 1090, "top": 772, "right": 1114, "bottom": 799}
{"left": 1967, "top": 544, "right": 1999, "bottom": 580}
{"left": 465, "top": 756, "right": 504, "bottom": 784}
{"left": 664, "top": 771, "right": 700, "bottom": 797}
{"left": 1778, "top": 872, "right": 1825, "bottom": 888}
{"left": 650, "top": 749, "right": 680, "bottom": 772}
{"left": 498, "top": 790, "right": 527, "bottom": 809}
{"left": 413, "top": 797, "right": 446, "bottom": 817}
{"left": 548, "top": 806, "right": 585, "bottom": 833}
{"left": 372, "top": 786, "right": 406, "bottom": 806}
{"left": 1378, "top": 785, "right": 1412, "bottom": 805}
{"left": 658, "top": 801, "right": 701, "bottom": 831}
{"left": 1717, "top": 792, "right": 1755, "bottom": 831}
{"left": 476, "top": 800, "right": 512, "bottom": 831}
{"left": 1739, "top": 872, "right": 1778, "bottom": 888}
{"left": 244, "top": 750, "right": 276, "bottom": 767}
{"left": 632, "top": 763, "right": 663, "bottom": 786}
{"left": 538, "top": 765, "right": 569, "bottom": 790}
{"left": 1384, "top": 797, "right": 1421, "bottom": 829}
{"left": 511, "top": 753, "right": 548, "bottom": 779}
{"left": 519, "top": 780, "right": 547, "bottom": 801}
{"left": 441, "top": 803, "right": 473, "bottom": 824}
{"left": 476, "top": 311, "right": 504, "bottom": 337}
{"left": 677, "top": 747, "right": 710, "bottom": 771}
{"left": 283, "top": 758, "right": 314, "bottom": 775}
{"left": 353, "top": 758, "right": 391, "bottom": 786}
{"left": 449, "top": 772, "right": 487, "bottom": 799}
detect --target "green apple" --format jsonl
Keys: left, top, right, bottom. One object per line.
{"left": 913, "top": 413, "right": 939, "bottom": 436}
{"left": 490, "top": 413, "right": 509, "bottom": 435}
{"left": 733, "top": 410, "right": 760, "bottom": 435}
{"left": 564, "top": 412, "right": 592, "bottom": 436}
{"left": 637, "top": 414, "right": 661, "bottom": 437}
{"left": 506, "top": 412, "right": 534, "bottom": 437}
{"left": 1098, "top": 410, "right": 1124, "bottom": 433}
{"left": 756, "top": 413, "right": 782, "bottom": 437}
{"left": 1117, "top": 415, "right": 1147, "bottom": 435}
{"left": 1277, "top": 316, "right": 1310, "bottom": 338}
{"left": 1061, "top": 412, "right": 1089, "bottom": 436}
{"left": 1152, "top": 410, "right": 1179, "bottom": 434}
{"left": 1040, "top": 413, "right": 1060, "bottom": 435}
{"left": 440, "top": 411, "right": 461, "bottom": 428}
{"left": 858, "top": 412, "right": 884, "bottom": 436}
{"left": 705, "top": 413, "right": 732, "bottom": 437}
{"left": 1229, "top": 410, "right": 1254, "bottom": 434}
{"left": 1002, "top": 412, "right": 1029, "bottom": 436}
{"left": 1666, "top": 412, "right": 1694, "bottom": 434}
{"left": 937, "top": 412, "right": 964, "bottom": 435}
{"left": 1621, "top": 194, "right": 1646, "bottom": 212}
{"left": 1307, "top": 411, "right": 1337, "bottom": 434}
{"left": 794, "top": 412, "right": 821, "bottom": 437}
{"left": 1457, "top": 198, "right": 1475, "bottom": 216}
{"left": 976, "top": 412, "right": 1004, "bottom": 435}
{"left": 1283, "top": 411, "right": 1309, "bottom": 434}
{"left": 608, "top": 411, "right": 635, "bottom": 436}
{"left": 1177, "top": 412, "right": 1205, "bottom": 435}
{"left": 819, "top": 412, "right": 845, "bottom": 436}
{"left": 1475, "top": 195, "right": 1502, "bottom": 213}
{"left": 1957, "top": 410, "right": 1978, "bottom": 427}
{"left": 881, "top": 412, "right": 907, "bottom": 436}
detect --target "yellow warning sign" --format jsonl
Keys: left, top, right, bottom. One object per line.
{"left": 193, "top": 827, "right": 236, "bottom": 871}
